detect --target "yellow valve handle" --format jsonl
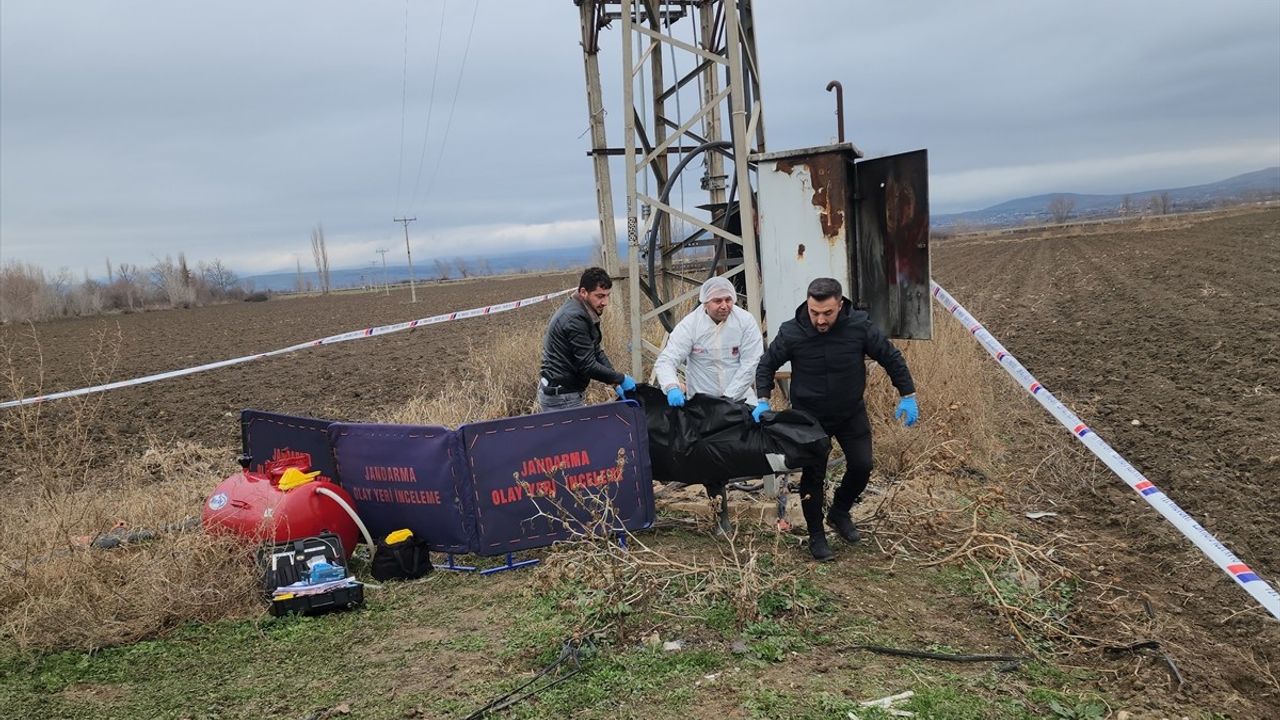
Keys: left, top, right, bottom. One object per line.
{"left": 277, "top": 467, "right": 321, "bottom": 491}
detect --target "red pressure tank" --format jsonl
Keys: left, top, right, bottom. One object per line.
{"left": 202, "top": 452, "right": 360, "bottom": 559}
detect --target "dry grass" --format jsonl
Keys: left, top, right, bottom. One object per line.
{"left": 0, "top": 328, "right": 259, "bottom": 652}
{"left": 1, "top": 324, "right": 123, "bottom": 492}
{"left": 384, "top": 296, "right": 633, "bottom": 427}
{"left": 385, "top": 321, "right": 545, "bottom": 427}
{"left": 866, "top": 316, "right": 1005, "bottom": 481}
{"left": 0, "top": 438, "right": 261, "bottom": 652}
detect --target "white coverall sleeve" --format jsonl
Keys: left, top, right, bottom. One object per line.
{"left": 723, "top": 311, "right": 764, "bottom": 404}
{"left": 654, "top": 314, "right": 696, "bottom": 391}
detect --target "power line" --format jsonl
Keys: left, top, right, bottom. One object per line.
{"left": 415, "top": 0, "right": 480, "bottom": 216}
{"left": 407, "top": 0, "right": 450, "bottom": 213}
{"left": 393, "top": 0, "right": 410, "bottom": 215}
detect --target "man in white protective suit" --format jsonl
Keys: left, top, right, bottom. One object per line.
{"left": 653, "top": 276, "right": 765, "bottom": 534}
{"left": 654, "top": 276, "right": 764, "bottom": 407}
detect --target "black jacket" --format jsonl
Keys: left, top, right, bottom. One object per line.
{"left": 540, "top": 296, "right": 624, "bottom": 392}
{"left": 755, "top": 298, "right": 915, "bottom": 422}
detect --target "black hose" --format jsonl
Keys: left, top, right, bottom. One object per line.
{"left": 645, "top": 140, "right": 733, "bottom": 331}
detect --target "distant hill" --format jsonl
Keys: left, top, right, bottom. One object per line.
{"left": 241, "top": 245, "right": 597, "bottom": 293}
{"left": 932, "top": 167, "right": 1280, "bottom": 229}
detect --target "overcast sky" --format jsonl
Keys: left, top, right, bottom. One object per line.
{"left": 2, "top": 1, "right": 1277, "bottom": 276}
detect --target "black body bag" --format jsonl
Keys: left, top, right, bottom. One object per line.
{"left": 630, "top": 384, "right": 831, "bottom": 494}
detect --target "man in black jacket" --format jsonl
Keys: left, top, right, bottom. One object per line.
{"left": 754, "top": 277, "right": 919, "bottom": 561}
{"left": 538, "top": 267, "right": 636, "bottom": 411}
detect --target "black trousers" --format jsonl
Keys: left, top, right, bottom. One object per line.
{"left": 798, "top": 409, "right": 873, "bottom": 534}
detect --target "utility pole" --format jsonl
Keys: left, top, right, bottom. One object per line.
{"left": 393, "top": 217, "right": 417, "bottom": 303}
{"left": 577, "top": 0, "right": 619, "bottom": 276}
{"left": 376, "top": 248, "right": 391, "bottom": 296}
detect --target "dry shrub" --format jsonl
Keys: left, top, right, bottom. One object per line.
{"left": 528, "top": 486, "right": 795, "bottom": 644}
{"left": 0, "top": 439, "right": 260, "bottom": 652}
{"left": 1, "top": 324, "right": 123, "bottom": 491}
{"left": 857, "top": 311, "right": 1123, "bottom": 653}
{"left": 0, "top": 262, "right": 70, "bottom": 323}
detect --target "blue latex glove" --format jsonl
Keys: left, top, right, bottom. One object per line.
{"left": 666, "top": 387, "right": 686, "bottom": 407}
{"left": 895, "top": 395, "right": 919, "bottom": 427}
{"left": 615, "top": 374, "right": 637, "bottom": 399}
{"left": 751, "top": 400, "right": 770, "bottom": 423}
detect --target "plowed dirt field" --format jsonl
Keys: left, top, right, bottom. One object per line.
{"left": 1, "top": 272, "right": 575, "bottom": 454}
{"left": 934, "top": 208, "right": 1279, "bottom": 710}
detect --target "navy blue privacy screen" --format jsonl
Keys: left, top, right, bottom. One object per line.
{"left": 240, "top": 409, "right": 339, "bottom": 481}
{"left": 463, "top": 401, "right": 655, "bottom": 555}
{"left": 328, "top": 423, "right": 475, "bottom": 554}
{"left": 241, "top": 402, "right": 654, "bottom": 556}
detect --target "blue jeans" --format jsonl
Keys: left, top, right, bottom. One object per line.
{"left": 538, "top": 388, "right": 585, "bottom": 412}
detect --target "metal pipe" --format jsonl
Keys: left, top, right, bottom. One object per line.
{"left": 826, "top": 80, "right": 844, "bottom": 143}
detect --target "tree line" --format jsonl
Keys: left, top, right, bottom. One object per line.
{"left": 0, "top": 253, "right": 250, "bottom": 324}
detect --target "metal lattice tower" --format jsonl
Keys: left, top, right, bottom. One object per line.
{"left": 576, "top": 0, "right": 766, "bottom": 375}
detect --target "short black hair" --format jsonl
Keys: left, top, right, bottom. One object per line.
{"left": 579, "top": 267, "right": 613, "bottom": 293}
{"left": 806, "top": 277, "right": 842, "bottom": 301}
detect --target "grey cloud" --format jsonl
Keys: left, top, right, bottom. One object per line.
{"left": 2, "top": 1, "right": 1276, "bottom": 273}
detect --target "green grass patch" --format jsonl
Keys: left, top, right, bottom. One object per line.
{"left": 505, "top": 647, "right": 725, "bottom": 718}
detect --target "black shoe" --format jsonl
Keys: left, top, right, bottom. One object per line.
{"left": 714, "top": 513, "right": 734, "bottom": 538}
{"left": 826, "top": 513, "right": 861, "bottom": 544}
{"left": 714, "top": 494, "right": 733, "bottom": 537}
{"left": 808, "top": 533, "right": 834, "bottom": 562}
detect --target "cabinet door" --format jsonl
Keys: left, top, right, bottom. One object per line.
{"left": 853, "top": 149, "right": 932, "bottom": 340}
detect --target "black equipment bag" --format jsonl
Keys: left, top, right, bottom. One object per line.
{"left": 371, "top": 532, "right": 433, "bottom": 581}
{"left": 630, "top": 384, "right": 831, "bottom": 493}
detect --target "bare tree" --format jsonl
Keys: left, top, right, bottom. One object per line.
{"left": 1120, "top": 194, "right": 1133, "bottom": 215}
{"left": 150, "top": 255, "right": 196, "bottom": 308}
{"left": 72, "top": 270, "right": 103, "bottom": 316}
{"left": 433, "top": 258, "right": 452, "bottom": 281}
{"left": 178, "top": 253, "right": 193, "bottom": 287}
{"left": 310, "top": 224, "right": 332, "bottom": 294}
{"left": 1047, "top": 195, "right": 1076, "bottom": 224}
{"left": 453, "top": 257, "right": 472, "bottom": 279}
{"left": 199, "top": 258, "right": 239, "bottom": 297}
{"left": 1158, "top": 192, "right": 1172, "bottom": 215}
{"left": 294, "top": 257, "right": 306, "bottom": 294}
{"left": 113, "top": 263, "right": 141, "bottom": 311}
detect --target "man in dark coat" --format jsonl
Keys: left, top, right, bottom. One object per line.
{"left": 537, "top": 267, "right": 635, "bottom": 411}
{"left": 754, "top": 277, "right": 919, "bottom": 560}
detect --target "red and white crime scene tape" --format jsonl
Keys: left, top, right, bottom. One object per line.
{"left": 931, "top": 280, "right": 1280, "bottom": 620}
{"left": 0, "top": 288, "right": 573, "bottom": 410}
